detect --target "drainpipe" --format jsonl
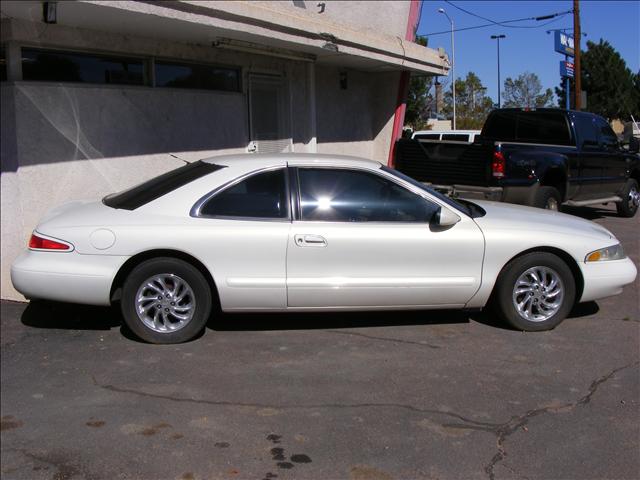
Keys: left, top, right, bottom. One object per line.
{"left": 387, "top": 0, "right": 422, "bottom": 167}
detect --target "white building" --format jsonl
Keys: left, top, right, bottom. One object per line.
{"left": 0, "top": 0, "right": 448, "bottom": 300}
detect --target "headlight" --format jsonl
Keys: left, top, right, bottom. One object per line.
{"left": 585, "top": 244, "right": 626, "bottom": 262}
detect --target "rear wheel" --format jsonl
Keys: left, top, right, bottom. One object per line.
{"left": 121, "top": 258, "right": 212, "bottom": 343}
{"left": 616, "top": 179, "right": 639, "bottom": 218}
{"left": 532, "top": 186, "right": 561, "bottom": 211}
{"left": 493, "top": 252, "right": 575, "bottom": 331}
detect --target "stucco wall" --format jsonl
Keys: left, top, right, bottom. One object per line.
{"left": 254, "top": 0, "right": 411, "bottom": 39}
{"left": 0, "top": 82, "right": 253, "bottom": 299}
{"left": 315, "top": 66, "right": 399, "bottom": 163}
{"left": 0, "top": 15, "right": 402, "bottom": 301}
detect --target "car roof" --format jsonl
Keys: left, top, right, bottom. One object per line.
{"left": 200, "top": 153, "right": 383, "bottom": 170}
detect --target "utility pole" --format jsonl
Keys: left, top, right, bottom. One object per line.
{"left": 573, "top": 0, "right": 581, "bottom": 110}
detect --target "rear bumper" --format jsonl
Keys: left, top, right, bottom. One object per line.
{"left": 11, "top": 250, "right": 129, "bottom": 306}
{"left": 428, "top": 183, "right": 541, "bottom": 205}
{"left": 579, "top": 257, "right": 638, "bottom": 303}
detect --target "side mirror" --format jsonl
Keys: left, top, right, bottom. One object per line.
{"left": 629, "top": 136, "right": 640, "bottom": 153}
{"left": 435, "top": 207, "right": 461, "bottom": 227}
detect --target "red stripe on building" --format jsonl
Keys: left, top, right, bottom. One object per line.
{"left": 387, "top": 0, "right": 421, "bottom": 167}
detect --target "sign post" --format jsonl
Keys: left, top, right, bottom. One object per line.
{"left": 554, "top": 31, "right": 575, "bottom": 110}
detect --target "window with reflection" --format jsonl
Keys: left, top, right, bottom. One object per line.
{"left": 200, "top": 169, "right": 288, "bottom": 219}
{"left": 155, "top": 61, "right": 240, "bottom": 92}
{"left": 298, "top": 168, "right": 438, "bottom": 223}
{"left": 595, "top": 117, "right": 619, "bottom": 149}
{"left": 0, "top": 49, "right": 6, "bottom": 81}
{"left": 575, "top": 115, "right": 599, "bottom": 149}
{"left": 22, "top": 48, "right": 145, "bottom": 85}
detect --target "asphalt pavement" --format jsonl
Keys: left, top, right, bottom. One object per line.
{"left": 1, "top": 204, "right": 638, "bottom": 480}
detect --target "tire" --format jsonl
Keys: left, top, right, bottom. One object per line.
{"left": 532, "top": 186, "right": 561, "bottom": 211}
{"left": 121, "top": 257, "right": 212, "bottom": 344}
{"left": 493, "top": 252, "right": 575, "bottom": 331}
{"left": 616, "top": 179, "right": 639, "bottom": 218}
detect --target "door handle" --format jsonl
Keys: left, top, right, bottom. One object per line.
{"left": 294, "top": 234, "right": 327, "bottom": 247}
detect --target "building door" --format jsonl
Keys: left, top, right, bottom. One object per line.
{"left": 248, "top": 75, "right": 292, "bottom": 154}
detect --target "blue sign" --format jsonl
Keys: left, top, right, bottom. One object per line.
{"left": 560, "top": 60, "right": 574, "bottom": 78}
{"left": 555, "top": 31, "right": 575, "bottom": 56}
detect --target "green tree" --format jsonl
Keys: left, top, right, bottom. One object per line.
{"left": 405, "top": 74, "right": 435, "bottom": 130}
{"left": 405, "top": 36, "right": 435, "bottom": 130}
{"left": 442, "top": 72, "right": 494, "bottom": 129}
{"left": 503, "top": 72, "right": 553, "bottom": 108}
{"left": 556, "top": 39, "right": 639, "bottom": 119}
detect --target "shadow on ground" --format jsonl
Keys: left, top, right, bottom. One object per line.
{"left": 20, "top": 300, "right": 120, "bottom": 330}
{"left": 210, "top": 309, "right": 469, "bottom": 332}
{"left": 17, "top": 299, "right": 601, "bottom": 340}
{"left": 561, "top": 205, "right": 620, "bottom": 220}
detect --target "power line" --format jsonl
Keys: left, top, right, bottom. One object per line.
{"left": 445, "top": 0, "right": 571, "bottom": 28}
{"left": 420, "top": 6, "right": 572, "bottom": 36}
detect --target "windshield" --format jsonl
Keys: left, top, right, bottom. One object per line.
{"left": 381, "top": 166, "right": 472, "bottom": 217}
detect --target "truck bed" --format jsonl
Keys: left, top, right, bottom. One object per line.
{"left": 394, "top": 139, "right": 491, "bottom": 187}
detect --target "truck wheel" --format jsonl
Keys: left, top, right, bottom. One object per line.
{"left": 533, "top": 186, "right": 561, "bottom": 211}
{"left": 616, "top": 179, "right": 639, "bottom": 218}
{"left": 121, "top": 258, "right": 212, "bottom": 344}
{"left": 493, "top": 252, "right": 575, "bottom": 331}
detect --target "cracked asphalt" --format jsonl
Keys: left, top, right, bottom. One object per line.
{"left": 1, "top": 204, "right": 639, "bottom": 480}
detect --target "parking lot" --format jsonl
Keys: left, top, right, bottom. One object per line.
{"left": 1, "top": 204, "right": 638, "bottom": 480}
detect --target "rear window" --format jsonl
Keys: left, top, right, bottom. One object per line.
{"left": 482, "top": 111, "right": 572, "bottom": 146}
{"left": 414, "top": 133, "right": 441, "bottom": 140}
{"left": 103, "top": 161, "right": 224, "bottom": 210}
{"left": 441, "top": 134, "right": 470, "bottom": 142}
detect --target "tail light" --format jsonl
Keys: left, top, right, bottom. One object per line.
{"left": 492, "top": 149, "right": 506, "bottom": 178}
{"left": 28, "top": 233, "right": 72, "bottom": 251}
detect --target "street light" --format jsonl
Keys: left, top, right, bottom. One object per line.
{"left": 490, "top": 34, "right": 506, "bottom": 108}
{"left": 438, "top": 7, "right": 456, "bottom": 130}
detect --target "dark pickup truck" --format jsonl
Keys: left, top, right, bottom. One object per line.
{"left": 395, "top": 108, "right": 640, "bottom": 217}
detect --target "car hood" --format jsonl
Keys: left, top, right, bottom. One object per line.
{"left": 470, "top": 200, "right": 615, "bottom": 242}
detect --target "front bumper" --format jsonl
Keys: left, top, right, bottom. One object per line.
{"left": 11, "top": 250, "right": 129, "bottom": 306}
{"left": 579, "top": 257, "right": 638, "bottom": 303}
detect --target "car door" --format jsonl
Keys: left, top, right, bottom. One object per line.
{"left": 286, "top": 166, "right": 485, "bottom": 308}
{"left": 572, "top": 114, "right": 603, "bottom": 199}
{"left": 594, "top": 117, "right": 628, "bottom": 195}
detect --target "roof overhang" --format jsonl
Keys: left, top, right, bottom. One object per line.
{"left": 1, "top": 0, "right": 450, "bottom": 74}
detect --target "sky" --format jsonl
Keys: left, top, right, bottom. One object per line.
{"left": 418, "top": 0, "right": 640, "bottom": 105}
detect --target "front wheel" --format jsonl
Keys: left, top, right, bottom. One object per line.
{"left": 616, "top": 179, "right": 639, "bottom": 218}
{"left": 493, "top": 252, "right": 575, "bottom": 331}
{"left": 121, "top": 258, "right": 212, "bottom": 344}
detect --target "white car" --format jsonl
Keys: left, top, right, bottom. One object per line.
{"left": 11, "top": 154, "right": 637, "bottom": 344}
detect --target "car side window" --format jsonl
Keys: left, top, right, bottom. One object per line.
{"left": 575, "top": 115, "right": 599, "bottom": 150}
{"left": 595, "top": 118, "right": 619, "bottom": 149}
{"left": 298, "top": 168, "right": 438, "bottom": 223}
{"left": 199, "top": 168, "right": 288, "bottom": 219}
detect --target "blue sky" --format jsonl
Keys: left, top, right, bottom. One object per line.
{"left": 418, "top": 0, "right": 640, "bottom": 104}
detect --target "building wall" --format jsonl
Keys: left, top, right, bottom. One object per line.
{"left": 257, "top": 0, "right": 412, "bottom": 39}
{"left": 315, "top": 66, "right": 399, "bottom": 163}
{"left": 0, "top": 18, "right": 402, "bottom": 301}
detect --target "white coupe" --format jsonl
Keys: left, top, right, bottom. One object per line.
{"left": 11, "top": 154, "right": 637, "bottom": 343}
